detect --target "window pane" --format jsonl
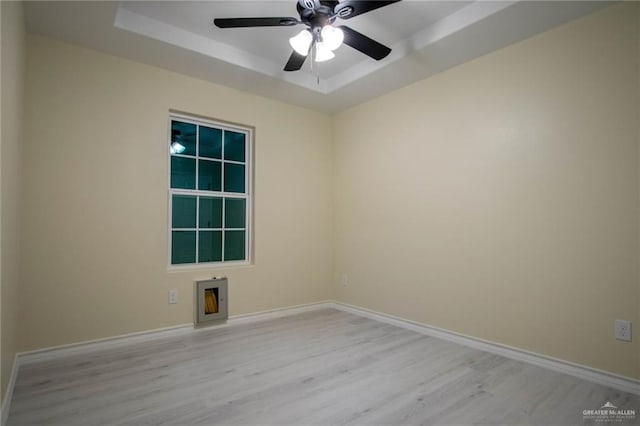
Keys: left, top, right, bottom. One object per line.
{"left": 199, "top": 197, "right": 222, "bottom": 229}
{"left": 172, "top": 195, "right": 196, "bottom": 228}
{"left": 171, "top": 157, "right": 196, "bottom": 189}
{"left": 171, "top": 121, "right": 196, "bottom": 156}
{"left": 199, "top": 126, "right": 222, "bottom": 159}
{"left": 224, "top": 230, "right": 245, "bottom": 261}
{"left": 198, "top": 160, "right": 222, "bottom": 191}
{"left": 225, "top": 198, "right": 246, "bottom": 228}
{"left": 172, "top": 231, "right": 196, "bottom": 264}
{"left": 224, "top": 163, "right": 245, "bottom": 193}
{"left": 224, "top": 131, "right": 245, "bottom": 162}
{"left": 199, "top": 231, "right": 222, "bottom": 262}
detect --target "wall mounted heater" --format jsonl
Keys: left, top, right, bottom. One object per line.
{"left": 195, "top": 277, "right": 228, "bottom": 326}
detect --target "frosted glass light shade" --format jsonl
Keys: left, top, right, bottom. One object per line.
{"left": 321, "top": 25, "right": 344, "bottom": 51}
{"left": 315, "top": 42, "right": 335, "bottom": 62}
{"left": 289, "top": 30, "right": 313, "bottom": 55}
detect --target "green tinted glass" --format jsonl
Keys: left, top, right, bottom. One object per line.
{"left": 198, "top": 160, "right": 222, "bottom": 191}
{"left": 224, "top": 163, "right": 245, "bottom": 193}
{"left": 224, "top": 230, "right": 245, "bottom": 261}
{"left": 225, "top": 198, "right": 246, "bottom": 229}
{"left": 170, "top": 157, "right": 196, "bottom": 189}
{"left": 199, "top": 197, "right": 222, "bottom": 229}
{"left": 224, "top": 131, "right": 245, "bottom": 162}
{"left": 199, "top": 126, "right": 222, "bottom": 159}
{"left": 199, "top": 231, "right": 222, "bottom": 262}
{"left": 172, "top": 195, "right": 196, "bottom": 228}
{"left": 172, "top": 231, "right": 196, "bottom": 264}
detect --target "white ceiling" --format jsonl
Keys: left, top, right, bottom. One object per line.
{"left": 24, "top": 1, "right": 611, "bottom": 113}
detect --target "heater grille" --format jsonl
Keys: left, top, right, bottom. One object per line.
{"left": 195, "top": 277, "right": 228, "bottom": 325}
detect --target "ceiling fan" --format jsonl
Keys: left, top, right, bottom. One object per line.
{"left": 213, "top": 0, "right": 401, "bottom": 72}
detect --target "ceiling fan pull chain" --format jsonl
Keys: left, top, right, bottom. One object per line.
{"left": 309, "top": 43, "right": 320, "bottom": 85}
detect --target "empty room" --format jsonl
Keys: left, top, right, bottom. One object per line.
{"left": 1, "top": 0, "right": 639, "bottom": 424}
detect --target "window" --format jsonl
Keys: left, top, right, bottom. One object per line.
{"left": 168, "top": 114, "right": 251, "bottom": 267}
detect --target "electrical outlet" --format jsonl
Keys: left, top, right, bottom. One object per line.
{"left": 169, "top": 290, "right": 178, "bottom": 304}
{"left": 615, "top": 319, "right": 632, "bottom": 342}
{"left": 341, "top": 274, "right": 349, "bottom": 287}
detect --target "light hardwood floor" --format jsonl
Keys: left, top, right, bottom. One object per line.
{"left": 7, "top": 309, "right": 640, "bottom": 425}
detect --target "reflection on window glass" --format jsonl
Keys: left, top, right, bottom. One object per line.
{"left": 171, "top": 121, "right": 197, "bottom": 156}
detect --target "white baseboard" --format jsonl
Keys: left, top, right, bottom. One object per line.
{"left": 328, "top": 300, "right": 640, "bottom": 395}
{"left": 18, "top": 301, "right": 333, "bottom": 365}
{"left": 5, "top": 298, "right": 639, "bottom": 425}
{"left": 1, "top": 353, "right": 19, "bottom": 426}
{"left": 228, "top": 301, "right": 333, "bottom": 323}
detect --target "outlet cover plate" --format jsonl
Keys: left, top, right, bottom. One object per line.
{"left": 615, "top": 319, "right": 632, "bottom": 342}
{"left": 169, "top": 290, "right": 178, "bottom": 304}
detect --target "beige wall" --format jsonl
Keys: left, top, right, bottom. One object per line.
{"left": 19, "top": 35, "right": 333, "bottom": 351}
{"left": 1, "top": 0, "right": 25, "bottom": 400}
{"left": 333, "top": 2, "right": 640, "bottom": 378}
{"left": 13, "top": 1, "right": 640, "bottom": 382}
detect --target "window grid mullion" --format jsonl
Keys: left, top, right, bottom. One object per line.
{"left": 244, "top": 132, "right": 248, "bottom": 260}
{"left": 169, "top": 154, "right": 243, "bottom": 165}
{"left": 221, "top": 130, "right": 226, "bottom": 195}
{"left": 221, "top": 130, "right": 226, "bottom": 262}
{"left": 222, "top": 197, "right": 226, "bottom": 262}
{"left": 171, "top": 189, "right": 246, "bottom": 199}
{"left": 195, "top": 196, "right": 200, "bottom": 264}
{"left": 195, "top": 125, "right": 200, "bottom": 263}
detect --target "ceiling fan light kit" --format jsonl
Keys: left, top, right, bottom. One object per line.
{"left": 289, "top": 29, "right": 313, "bottom": 55}
{"left": 213, "top": 0, "right": 401, "bottom": 72}
{"left": 314, "top": 41, "right": 335, "bottom": 62}
{"left": 320, "top": 25, "right": 344, "bottom": 51}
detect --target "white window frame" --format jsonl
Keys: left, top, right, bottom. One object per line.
{"left": 167, "top": 112, "right": 253, "bottom": 270}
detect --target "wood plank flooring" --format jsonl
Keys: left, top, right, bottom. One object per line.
{"left": 7, "top": 309, "right": 640, "bottom": 425}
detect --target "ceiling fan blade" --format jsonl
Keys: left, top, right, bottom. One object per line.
{"left": 284, "top": 50, "right": 307, "bottom": 71}
{"left": 338, "top": 26, "right": 391, "bottom": 60}
{"left": 214, "top": 17, "right": 299, "bottom": 28}
{"left": 334, "top": 1, "right": 401, "bottom": 19}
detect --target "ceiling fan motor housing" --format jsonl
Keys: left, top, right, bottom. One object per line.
{"left": 297, "top": 2, "right": 336, "bottom": 28}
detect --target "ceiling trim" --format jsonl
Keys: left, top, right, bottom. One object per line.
{"left": 114, "top": 5, "right": 328, "bottom": 93}
{"left": 24, "top": 1, "right": 614, "bottom": 113}
{"left": 114, "top": 1, "right": 516, "bottom": 96}
{"left": 325, "top": 0, "right": 517, "bottom": 92}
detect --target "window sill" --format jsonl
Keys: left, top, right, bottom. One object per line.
{"left": 167, "top": 261, "right": 253, "bottom": 273}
